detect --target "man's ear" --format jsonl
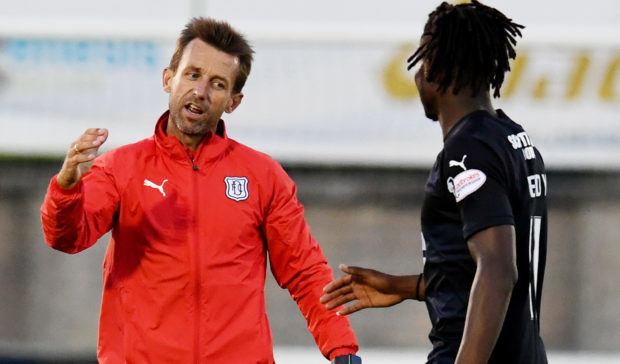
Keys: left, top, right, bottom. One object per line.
{"left": 162, "top": 68, "right": 174, "bottom": 93}
{"left": 423, "top": 60, "right": 431, "bottom": 80}
{"left": 225, "top": 93, "right": 244, "bottom": 113}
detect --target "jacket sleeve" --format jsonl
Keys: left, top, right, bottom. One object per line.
{"left": 263, "top": 162, "right": 359, "bottom": 360}
{"left": 40, "top": 154, "right": 120, "bottom": 254}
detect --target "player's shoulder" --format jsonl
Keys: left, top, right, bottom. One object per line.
{"left": 442, "top": 110, "right": 521, "bottom": 173}
{"left": 446, "top": 110, "right": 520, "bottom": 153}
{"left": 454, "top": 109, "right": 514, "bottom": 136}
{"left": 96, "top": 135, "right": 156, "bottom": 167}
{"left": 226, "top": 138, "right": 295, "bottom": 190}
{"left": 227, "top": 138, "right": 280, "bottom": 165}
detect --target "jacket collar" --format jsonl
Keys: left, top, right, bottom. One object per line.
{"left": 153, "top": 110, "right": 232, "bottom": 168}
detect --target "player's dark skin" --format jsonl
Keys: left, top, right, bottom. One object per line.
{"left": 321, "top": 44, "right": 518, "bottom": 364}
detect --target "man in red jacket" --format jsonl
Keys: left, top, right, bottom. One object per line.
{"left": 41, "top": 18, "right": 359, "bottom": 364}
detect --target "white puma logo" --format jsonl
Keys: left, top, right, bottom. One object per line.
{"left": 449, "top": 155, "right": 467, "bottom": 171}
{"left": 144, "top": 179, "right": 168, "bottom": 197}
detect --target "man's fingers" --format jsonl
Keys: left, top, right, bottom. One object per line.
{"left": 337, "top": 301, "right": 366, "bottom": 316}
{"left": 321, "top": 284, "right": 353, "bottom": 305}
{"left": 325, "top": 291, "right": 358, "bottom": 310}
{"left": 339, "top": 264, "right": 367, "bottom": 276}
{"left": 76, "top": 149, "right": 98, "bottom": 161}
{"left": 93, "top": 128, "right": 109, "bottom": 145}
{"left": 70, "top": 128, "right": 109, "bottom": 157}
{"left": 323, "top": 275, "right": 352, "bottom": 294}
{"left": 83, "top": 127, "right": 108, "bottom": 137}
{"left": 68, "top": 144, "right": 97, "bottom": 160}
{"left": 58, "top": 128, "right": 107, "bottom": 189}
{"left": 321, "top": 283, "right": 351, "bottom": 302}
{"left": 73, "top": 128, "right": 109, "bottom": 152}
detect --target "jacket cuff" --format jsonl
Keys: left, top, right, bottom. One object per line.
{"left": 328, "top": 347, "right": 358, "bottom": 360}
{"left": 50, "top": 175, "right": 82, "bottom": 195}
{"left": 45, "top": 175, "right": 83, "bottom": 210}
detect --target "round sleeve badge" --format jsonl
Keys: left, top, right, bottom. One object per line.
{"left": 447, "top": 169, "right": 487, "bottom": 202}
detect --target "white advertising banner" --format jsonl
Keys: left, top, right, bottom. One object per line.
{"left": 0, "top": 34, "right": 618, "bottom": 170}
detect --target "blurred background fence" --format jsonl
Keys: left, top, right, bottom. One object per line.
{"left": 0, "top": 0, "right": 619, "bottom": 362}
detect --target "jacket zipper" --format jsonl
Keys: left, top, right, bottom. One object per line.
{"left": 187, "top": 151, "right": 200, "bottom": 363}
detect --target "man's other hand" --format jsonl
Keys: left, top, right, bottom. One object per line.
{"left": 57, "top": 128, "right": 108, "bottom": 189}
{"left": 320, "top": 264, "right": 413, "bottom": 316}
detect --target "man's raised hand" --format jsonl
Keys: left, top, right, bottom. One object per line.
{"left": 320, "top": 264, "right": 415, "bottom": 316}
{"left": 57, "top": 128, "right": 108, "bottom": 189}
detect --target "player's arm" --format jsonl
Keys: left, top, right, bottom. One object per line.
{"left": 321, "top": 265, "right": 425, "bottom": 316}
{"left": 455, "top": 224, "right": 517, "bottom": 364}
{"left": 41, "top": 128, "right": 118, "bottom": 254}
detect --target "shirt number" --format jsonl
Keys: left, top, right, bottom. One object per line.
{"left": 528, "top": 216, "right": 542, "bottom": 320}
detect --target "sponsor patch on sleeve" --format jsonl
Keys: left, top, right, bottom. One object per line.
{"left": 447, "top": 169, "right": 487, "bottom": 202}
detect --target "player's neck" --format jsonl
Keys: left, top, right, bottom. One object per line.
{"left": 437, "top": 90, "right": 496, "bottom": 137}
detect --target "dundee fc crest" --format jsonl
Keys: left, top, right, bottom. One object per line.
{"left": 224, "top": 177, "right": 249, "bottom": 201}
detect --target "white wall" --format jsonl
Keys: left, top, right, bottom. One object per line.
{"left": 0, "top": 1, "right": 618, "bottom": 169}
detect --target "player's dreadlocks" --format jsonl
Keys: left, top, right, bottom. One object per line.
{"left": 407, "top": 0, "right": 524, "bottom": 97}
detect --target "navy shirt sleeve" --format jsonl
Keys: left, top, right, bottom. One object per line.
{"left": 442, "top": 134, "right": 515, "bottom": 240}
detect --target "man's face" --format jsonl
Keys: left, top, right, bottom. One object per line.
{"left": 414, "top": 36, "right": 439, "bottom": 121}
{"left": 163, "top": 38, "right": 243, "bottom": 137}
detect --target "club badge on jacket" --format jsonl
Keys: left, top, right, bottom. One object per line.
{"left": 225, "top": 177, "right": 249, "bottom": 202}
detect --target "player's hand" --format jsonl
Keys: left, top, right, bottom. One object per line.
{"left": 320, "top": 264, "right": 407, "bottom": 316}
{"left": 57, "top": 128, "right": 108, "bottom": 189}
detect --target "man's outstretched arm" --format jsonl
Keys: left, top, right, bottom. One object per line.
{"left": 263, "top": 163, "right": 359, "bottom": 360}
{"left": 320, "top": 264, "right": 425, "bottom": 316}
{"left": 41, "top": 128, "right": 117, "bottom": 254}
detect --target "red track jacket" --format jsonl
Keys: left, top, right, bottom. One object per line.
{"left": 41, "top": 111, "right": 358, "bottom": 363}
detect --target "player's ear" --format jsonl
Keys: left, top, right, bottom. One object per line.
{"left": 225, "top": 93, "right": 243, "bottom": 113}
{"left": 162, "top": 68, "right": 174, "bottom": 93}
{"left": 423, "top": 60, "right": 431, "bottom": 80}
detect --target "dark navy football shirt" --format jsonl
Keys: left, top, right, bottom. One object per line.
{"left": 421, "top": 110, "right": 547, "bottom": 364}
